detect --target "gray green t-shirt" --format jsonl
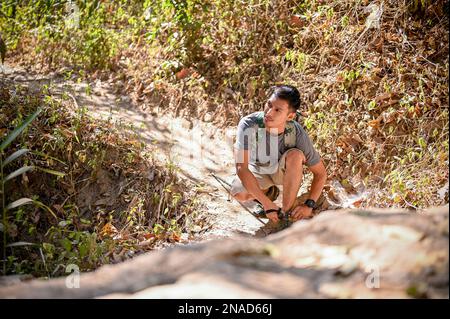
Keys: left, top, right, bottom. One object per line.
{"left": 234, "top": 111, "right": 320, "bottom": 174}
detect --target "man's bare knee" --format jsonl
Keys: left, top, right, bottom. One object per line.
{"left": 286, "top": 150, "right": 305, "bottom": 167}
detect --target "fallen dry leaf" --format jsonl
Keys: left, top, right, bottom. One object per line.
{"left": 171, "top": 233, "right": 181, "bottom": 242}
{"left": 289, "top": 15, "right": 304, "bottom": 28}
{"left": 138, "top": 238, "right": 156, "bottom": 247}
{"left": 176, "top": 68, "right": 190, "bottom": 79}
{"left": 352, "top": 199, "right": 364, "bottom": 208}
{"left": 368, "top": 119, "right": 381, "bottom": 129}
{"left": 143, "top": 233, "right": 156, "bottom": 240}
{"left": 100, "top": 222, "right": 118, "bottom": 238}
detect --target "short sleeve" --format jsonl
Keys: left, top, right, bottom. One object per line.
{"left": 295, "top": 124, "right": 321, "bottom": 166}
{"left": 234, "top": 115, "right": 255, "bottom": 150}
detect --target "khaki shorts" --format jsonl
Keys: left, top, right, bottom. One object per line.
{"left": 230, "top": 148, "right": 304, "bottom": 195}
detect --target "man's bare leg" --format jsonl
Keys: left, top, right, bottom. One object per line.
{"left": 282, "top": 150, "right": 304, "bottom": 212}
{"left": 234, "top": 187, "right": 273, "bottom": 203}
{"left": 233, "top": 191, "right": 255, "bottom": 202}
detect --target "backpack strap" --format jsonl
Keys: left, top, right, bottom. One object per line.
{"left": 254, "top": 111, "right": 265, "bottom": 128}
{"left": 284, "top": 121, "right": 297, "bottom": 149}
{"left": 254, "top": 111, "right": 265, "bottom": 145}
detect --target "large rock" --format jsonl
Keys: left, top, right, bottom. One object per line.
{"left": 0, "top": 206, "right": 448, "bottom": 299}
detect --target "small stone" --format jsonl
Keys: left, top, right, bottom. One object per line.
{"left": 204, "top": 113, "right": 213, "bottom": 122}
{"left": 14, "top": 75, "right": 26, "bottom": 82}
{"left": 120, "top": 95, "right": 131, "bottom": 103}
{"left": 335, "top": 260, "right": 358, "bottom": 277}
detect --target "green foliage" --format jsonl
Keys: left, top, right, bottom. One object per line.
{"left": 1, "top": 109, "right": 39, "bottom": 274}
{"left": 0, "top": 0, "right": 119, "bottom": 70}
{"left": 0, "top": 108, "right": 66, "bottom": 275}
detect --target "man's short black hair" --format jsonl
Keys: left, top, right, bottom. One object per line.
{"left": 270, "top": 84, "right": 301, "bottom": 112}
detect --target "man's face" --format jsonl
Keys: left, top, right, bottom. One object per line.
{"left": 263, "top": 96, "right": 295, "bottom": 129}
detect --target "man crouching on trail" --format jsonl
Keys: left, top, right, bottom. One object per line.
{"left": 231, "top": 85, "right": 327, "bottom": 223}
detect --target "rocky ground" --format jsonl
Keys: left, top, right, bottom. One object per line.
{"left": 0, "top": 205, "right": 447, "bottom": 298}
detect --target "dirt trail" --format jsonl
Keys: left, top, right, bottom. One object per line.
{"left": 2, "top": 64, "right": 268, "bottom": 240}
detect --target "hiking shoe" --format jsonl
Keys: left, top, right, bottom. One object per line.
{"left": 252, "top": 185, "right": 280, "bottom": 206}
{"left": 253, "top": 186, "right": 280, "bottom": 218}
{"left": 254, "top": 203, "right": 267, "bottom": 218}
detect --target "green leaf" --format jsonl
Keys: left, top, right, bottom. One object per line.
{"left": 33, "top": 200, "right": 58, "bottom": 220}
{"left": 153, "top": 223, "right": 164, "bottom": 234}
{"left": 79, "top": 242, "right": 88, "bottom": 258}
{"left": 36, "top": 167, "right": 66, "bottom": 177}
{"left": 0, "top": 109, "right": 41, "bottom": 152}
{"left": 367, "top": 100, "right": 377, "bottom": 110}
{"left": 5, "top": 198, "right": 34, "bottom": 211}
{"left": 6, "top": 241, "right": 37, "bottom": 248}
{"left": 42, "top": 243, "right": 54, "bottom": 253}
{"left": 61, "top": 238, "right": 72, "bottom": 252}
{"left": 3, "top": 165, "right": 34, "bottom": 182}
{"left": 5, "top": 198, "right": 58, "bottom": 219}
{"left": 2, "top": 149, "right": 29, "bottom": 168}
{"left": 58, "top": 220, "right": 71, "bottom": 227}
{"left": 417, "top": 137, "right": 427, "bottom": 149}
{"left": 31, "top": 150, "right": 68, "bottom": 166}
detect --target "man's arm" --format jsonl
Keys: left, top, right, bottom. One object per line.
{"left": 306, "top": 159, "right": 327, "bottom": 201}
{"left": 291, "top": 158, "right": 327, "bottom": 221}
{"left": 235, "top": 148, "right": 281, "bottom": 221}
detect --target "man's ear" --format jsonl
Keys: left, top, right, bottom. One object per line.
{"left": 287, "top": 111, "right": 296, "bottom": 121}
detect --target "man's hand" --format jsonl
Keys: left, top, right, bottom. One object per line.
{"left": 264, "top": 201, "right": 281, "bottom": 223}
{"left": 291, "top": 204, "right": 313, "bottom": 221}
